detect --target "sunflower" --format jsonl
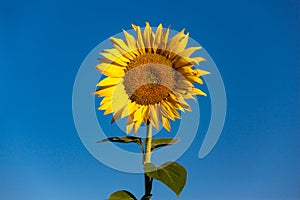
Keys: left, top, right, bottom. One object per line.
{"left": 94, "top": 22, "right": 210, "bottom": 135}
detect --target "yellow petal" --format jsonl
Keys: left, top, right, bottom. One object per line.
{"left": 98, "top": 100, "right": 111, "bottom": 110}
{"left": 161, "top": 100, "right": 176, "bottom": 120}
{"left": 143, "top": 22, "right": 154, "bottom": 50}
{"left": 122, "top": 29, "right": 137, "bottom": 50}
{"left": 159, "top": 104, "right": 172, "bottom": 120}
{"left": 153, "top": 23, "right": 163, "bottom": 52}
{"left": 133, "top": 105, "right": 143, "bottom": 122}
{"left": 100, "top": 96, "right": 112, "bottom": 106}
{"left": 168, "top": 92, "right": 179, "bottom": 102}
{"left": 119, "top": 103, "right": 130, "bottom": 119}
{"left": 97, "top": 58, "right": 126, "bottom": 67}
{"left": 171, "top": 33, "right": 189, "bottom": 54}
{"left": 109, "top": 37, "right": 130, "bottom": 52}
{"left": 156, "top": 102, "right": 163, "bottom": 120}
{"left": 173, "top": 57, "right": 206, "bottom": 68}
{"left": 193, "top": 88, "right": 207, "bottom": 96}
{"left": 164, "top": 100, "right": 181, "bottom": 119}
{"left": 174, "top": 87, "right": 187, "bottom": 94}
{"left": 96, "top": 77, "right": 122, "bottom": 87}
{"left": 111, "top": 104, "right": 128, "bottom": 123}
{"left": 166, "top": 29, "right": 185, "bottom": 52}
{"left": 190, "top": 57, "right": 206, "bottom": 65}
{"left": 103, "top": 103, "right": 113, "bottom": 115}
{"left": 133, "top": 106, "right": 146, "bottom": 134}
{"left": 156, "top": 103, "right": 172, "bottom": 131}
{"left": 98, "top": 102, "right": 113, "bottom": 115}
{"left": 102, "top": 49, "right": 130, "bottom": 63}
{"left": 159, "top": 25, "right": 170, "bottom": 50}
{"left": 162, "top": 116, "right": 171, "bottom": 132}
{"left": 94, "top": 86, "right": 114, "bottom": 97}
{"left": 193, "top": 69, "right": 210, "bottom": 77}
{"left": 174, "top": 88, "right": 196, "bottom": 100}
{"left": 109, "top": 37, "right": 135, "bottom": 60}
{"left": 126, "top": 114, "right": 134, "bottom": 134}
{"left": 100, "top": 52, "right": 128, "bottom": 66}
{"left": 120, "top": 101, "right": 135, "bottom": 119}
{"left": 177, "top": 66, "right": 194, "bottom": 75}
{"left": 96, "top": 63, "right": 125, "bottom": 77}
{"left": 132, "top": 24, "right": 146, "bottom": 54}
{"left": 181, "top": 92, "right": 197, "bottom": 100}
{"left": 175, "top": 79, "right": 194, "bottom": 90}
{"left": 185, "top": 75, "right": 204, "bottom": 84}
{"left": 142, "top": 105, "right": 150, "bottom": 124}
{"left": 112, "top": 94, "right": 133, "bottom": 123}
{"left": 178, "top": 46, "right": 201, "bottom": 57}
{"left": 167, "top": 93, "right": 185, "bottom": 112}
{"left": 149, "top": 105, "right": 159, "bottom": 129}
{"left": 173, "top": 92, "right": 191, "bottom": 111}
{"left": 127, "top": 102, "right": 139, "bottom": 116}
{"left": 111, "top": 85, "right": 129, "bottom": 112}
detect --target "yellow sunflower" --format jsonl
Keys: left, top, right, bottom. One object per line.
{"left": 94, "top": 22, "right": 210, "bottom": 134}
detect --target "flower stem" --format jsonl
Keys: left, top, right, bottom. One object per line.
{"left": 144, "top": 121, "right": 153, "bottom": 197}
{"left": 145, "top": 123, "right": 152, "bottom": 163}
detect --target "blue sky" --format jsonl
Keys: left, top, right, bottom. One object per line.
{"left": 0, "top": 0, "right": 299, "bottom": 199}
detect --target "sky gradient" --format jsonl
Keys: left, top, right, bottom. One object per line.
{"left": 0, "top": 0, "right": 299, "bottom": 199}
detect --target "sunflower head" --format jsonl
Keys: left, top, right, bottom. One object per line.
{"left": 94, "top": 22, "right": 210, "bottom": 135}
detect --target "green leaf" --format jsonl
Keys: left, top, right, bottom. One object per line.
{"left": 98, "top": 136, "right": 141, "bottom": 145}
{"left": 98, "top": 136, "right": 144, "bottom": 154}
{"left": 143, "top": 138, "right": 179, "bottom": 151}
{"left": 109, "top": 190, "right": 137, "bottom": 200}
{"left": 144, "top": 163, "right": 160, "bottom": 179}
{"left": 140, "top": 194, "right": 152, "bottom": 200}
{"left": 144, "top": 161, "right": 187, "bottom": 197}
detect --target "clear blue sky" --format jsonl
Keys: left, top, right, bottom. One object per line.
{"left": 0, "top": 0, "right": 299, "bottom": 199}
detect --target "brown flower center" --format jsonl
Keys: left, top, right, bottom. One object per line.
{"left": 123, "top": 53, "right": 175, "bottom": 105}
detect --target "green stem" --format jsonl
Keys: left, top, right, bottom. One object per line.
{"left": 144, "top": 121, "right": 153, "bottom": 197}
{"left": 145, "top": 123, "right": 152, "bottom": 163}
